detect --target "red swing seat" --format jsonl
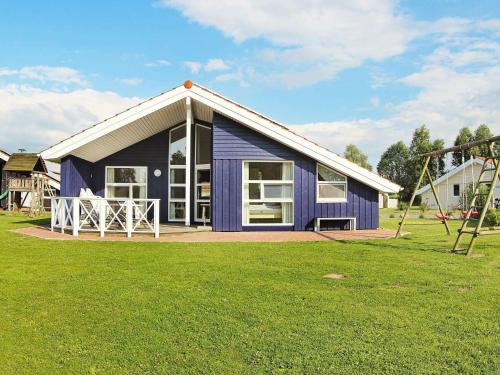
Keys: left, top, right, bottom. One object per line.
{"left": 460, "top": 210, "right": 478, "bottom": 219}
{"left": 436, "top": 213, "right": 451, "bottom": 220}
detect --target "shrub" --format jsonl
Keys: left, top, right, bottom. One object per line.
{"left": 483, "top": 209, "right": 499, "bottom": 227}
{"left": 398, "top": 202, "right": 409, "bottom": 211}
{"left": 420, "top": 202, "right": 430, "bottom": 213}
{"left": 458, "top": 183, "right": 489, "bottom": 210}
{"left": 389, "top": 214, "right": 395, "bottom": 218}
{"left": 419, "top": 213, "right": 425, "bottom": 219}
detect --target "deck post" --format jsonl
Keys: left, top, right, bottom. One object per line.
{"left": 154, "top": 200, "right": 160, "bottom": 238}
{"left": 72, "top": 198, "right": 79, "bottom": 237}
{"left": 99, "top": 199, "right": 106, "bottom": 237}
{"left": 50, "top": 197, "right": 55, "bottom": 231}
{"left": 60, "top": 200, "right": 66, "bottom": 233}
{"left": 185, "top": 96, "right": 192, "bottom": 227}
{"left": 126, "top": 199, "right": 133, "bottom": 238}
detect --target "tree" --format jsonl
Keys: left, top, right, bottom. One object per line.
{"left": 377, "top": 141, "right": 410, "bottom": 199}
{"left": 430, "top": 138, "right": 446, "bottom": 178}
{"left": 451, "top": 127, "right": 473, "bottom": 167}
{"left": 472, "top": 124, "right": 493, "bottom": 156}
{"left": 344, "top": 144, "right": 372, "bottom": 171}
{"left": 405, "top": 125, "right": 444, "bottom": 203}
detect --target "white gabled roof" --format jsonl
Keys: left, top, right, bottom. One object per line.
{"left": 415, "top": 158, "right": 487, "bottom": 195}
{"left": 41, "top": 81, "right": 400, "bottom": 193}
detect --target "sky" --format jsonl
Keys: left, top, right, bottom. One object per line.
{"left": 0, "top": 0, "right": 499, "bottom": 166}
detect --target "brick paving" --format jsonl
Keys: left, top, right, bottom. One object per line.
{"left": 14, "top": 226, "right": 397, "bottom": 242}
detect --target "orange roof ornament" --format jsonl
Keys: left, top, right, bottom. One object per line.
{"left": 184, "top": 80, "right": 193, "bottom": 89}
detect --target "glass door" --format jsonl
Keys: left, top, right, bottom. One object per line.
{"left": 194, "top": 124, "right": 211, "bottom": 223}
{"left": 168, "top": 125, "right": 186, "bottom": 221}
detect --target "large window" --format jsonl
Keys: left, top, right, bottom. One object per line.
{"left": 195, "top": 124, "right": 211, "bottom": 222}
{"left": 243, "top": 161, "right": 293, "bottom": 225}
{"left": 169, "top": 125, "right": 187, "bottom": 221}
{"left": 105, "top": 167, "right": 147, "bottom": 199}
{"left": 316, "top": 164, "right": 347, "bottom": 202}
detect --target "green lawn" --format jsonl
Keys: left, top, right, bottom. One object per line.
{"left": 0, "top": 213, "right": 498, "bottom": 374}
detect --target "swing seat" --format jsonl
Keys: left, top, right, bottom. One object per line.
{"left": 436, "top": 213, "right": 451, "bottom": 220}
{"left": 461, "top": 210, "right": 478, "bottom": 219}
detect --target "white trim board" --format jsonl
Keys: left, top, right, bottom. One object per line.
{"left": 0, "top": 150, "right": 10, "bottom": 162}
{"left": 41, "top": 82, "right": 401, "bottom": 193}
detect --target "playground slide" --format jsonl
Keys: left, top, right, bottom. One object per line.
{"left": 0, "top": 189, "right": 8, "bottom": 201}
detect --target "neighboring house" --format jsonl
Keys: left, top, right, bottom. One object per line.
{"left": 41, "top": 81, "right": 400, "bottom": 231}
{"left": 416, "top": 158, "right": 500, "bottom": 210}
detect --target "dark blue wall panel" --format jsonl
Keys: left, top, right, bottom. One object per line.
{"left": 60, "top": 156, "right": 94, "bottom": 197}
{"left": 212, "top": 112, "right": 379, "bottom": 231}
{"left": 61, "top": 131, "right": 170, "bottom": 222}
{"left": 93, "top": 130, "right": 170, "bottom": 223}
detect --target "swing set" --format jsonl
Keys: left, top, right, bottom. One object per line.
{"left": 395, "top": 135, "right": 500, "bottom": 256}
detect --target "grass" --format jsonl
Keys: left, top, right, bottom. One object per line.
{"left": 0, "top": 213, "right": 499, "bottom": 374}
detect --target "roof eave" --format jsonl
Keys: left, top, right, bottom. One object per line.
{"left": 41, "top": 82, "right": 401, "bottom": 193}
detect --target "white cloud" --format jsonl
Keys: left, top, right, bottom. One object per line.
{"left": 20, "top": 66, "right": 86, "bottom": 85}
{"left": 145, "top": 59, "right": 171, "bottom": 67}
{"left": 184, "top": 59, "right": 230, "bottom": 74}
{"left": 205, "top": 58, "right": 229, "bottom": 72}
{"left": 0, "top": 83, "right": 142, "bottom": 152}
{"left": 162, "top": 0, "right": 416, "bottom": 87}
{"left": 0, "top": 67, "right": 17, "bottom": 76}
{"left": 370, "top": 96, "right": 380, "bottom": 108}
{"left": 291, "top": 65, "right": 500, "bottom": 164}
{"left": 0, "top": 65, "right": 86, "bottom": 85}
{"left": 184, "top": 61, "right": 202, "bottom": 74}
{"left": 215, "top": 69, "right": 249, "bottom": 87}
{"left": 117, "top": 77, "right": 143, "bottom": 86}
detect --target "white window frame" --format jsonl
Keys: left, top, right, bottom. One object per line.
{"left": 168, "top": 124, "right": 187, "bottom": 222}
{"left": 105, "top": 166, "right": 148, "bottom": 199}
{"left": 194, "top": 123, "right": 211, "bottom": 223}
{"left": 242, "top": 160, "right": 294, "bottom": 226}
{"left": 316, "top": 163, "right": 348, "bottom": 203}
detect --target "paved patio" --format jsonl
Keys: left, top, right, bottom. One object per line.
{"left": 14, "top": 225, "right": 398, "bottom": 242}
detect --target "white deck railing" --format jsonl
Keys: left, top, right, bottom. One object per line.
{"left": 51, "top": 197, "right": 160, "bottom": 238}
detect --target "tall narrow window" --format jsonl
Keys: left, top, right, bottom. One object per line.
{"left": 105, "top": 167, "right": 147, "bottom": 199}
{"left": 169, "top": 125, "right": 186, "bottom": 221}
{"left": 242, "top": 161, "right": 294, "bottom": 225}
{"left": 316, "top": 164, "right": 347, "bottom": 202}
{"left": 195, "top": 124, "right": 211, "bottom": 222}
{"left": 453, "top": 184, "right": 460, "bottom": 197}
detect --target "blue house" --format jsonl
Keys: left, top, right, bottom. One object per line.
{"left": 42, "top": 81, "right": 400, "bottom": 235}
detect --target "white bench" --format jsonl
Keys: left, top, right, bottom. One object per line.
{"left": 314, "top": 217, "right": 357, "bottom": 232}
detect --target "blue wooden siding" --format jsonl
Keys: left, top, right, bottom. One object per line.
{"left": 60, "top": 156, "right": 94, "bottom": 197}
{"left": 93, "top": 130, "right": 170, "bottom": 223}
{"left": 212, "top": 112, "right": 379, "bottom": 231}
{"left": 60, "top": 112, "right": 379, "bottom": 231}
{"left": 61, "top": 131, "right": 171, "bottom": 222}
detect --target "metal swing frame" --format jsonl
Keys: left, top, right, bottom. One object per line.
{"left": 395, "top": 135, "right": 500, "bottom": 256}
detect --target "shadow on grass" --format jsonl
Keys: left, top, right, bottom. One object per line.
{"left": 15, "top": 217, "right": 51, "bottom": 227}
{"left": 332, "top": 237, "right": 453, "bottom": 254}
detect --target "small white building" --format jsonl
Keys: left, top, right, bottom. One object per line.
{"left": 416, "top": 158, "right": 499, "bottom": 210}
{"left": 379, "top": 193, "right": 398, "bottom": 209}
